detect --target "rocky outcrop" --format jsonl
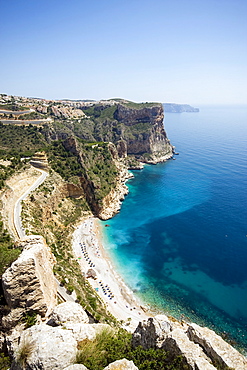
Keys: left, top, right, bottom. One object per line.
{"left": 132, "top": 316, "right": 172, "bottom": 349}
{"left": 114, "top": 104, "right": 173, "bottom": 163}
{"left": 162, "top": 327, "right": 216, "bottom": 370}
{"left": 133, "top": 316, "right": 247, "bottom": 370}
{"left": 47, "top": 302, "right": 89, "bottom": 326}
{"left": 99, "top": 162, "right": 133, "bottom": 220}
{"left": 187, "top": 323, "right": 247, "bottom": 370}
{"left": 103, "top": 359, "right": 139, "bottom": 370}
{"left": 30, "top": 152, "right": 48, "bottom": 170}
{"left": 10, "top": 324, "right": 77, "bottom": 370}
{"left": 50, "top": 106, "right": 86, "bottom": 119}
{"left": 2, "top": 235, "right": 57, "bottom": 317}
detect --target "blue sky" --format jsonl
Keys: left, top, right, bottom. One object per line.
{"left": 1, "top": 0, "right": 246, "bottom": 104}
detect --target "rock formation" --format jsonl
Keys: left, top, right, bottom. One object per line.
{"left": 187, "top": 323, "right": 247, "bottom": 370}
{"left": 47, "top": 302, "right": 89, "bottom": 326}
{"left": 2, "top": 235, "right": 57, "bottom": 317}
{"left": 103, "top": 359, "right": 139, "bottom": 370}
{"left": 10, "top": 324, "right": 78, "bottom": 370}
{"left": 113, "top": 104, "right": 173, "bottom": 163}
{"left": 133, "top": 315, "right": 247, "bottom": 370}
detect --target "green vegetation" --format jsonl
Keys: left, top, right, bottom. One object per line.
{"left": 0, "top": 104, "right": 28, "bottom": 111}
{"left": 47, "top": 141, "right": 84, "bottom": 181}
{"left": 76, "top": 327, "right": 189, "bottom": 370}
{"left": 21, "top": 172, "right": 116, "bottom": 324}
{"left": 0, "top": 353, "right": 11, "bottom": 370}
{"left": 82, "top": 105, "right": 117, "bottom": 122}
{"left": 0, "top": 123, "right": 47, "bottom": 155}
{"left": 0, "top": 219, "right": 20, "bottom": 277}
{"left": 15, "top": 337, "right": 35, "bottom": 369}
{"left": 16, "top": 111, "right": 45, "bottom": 120}
{"left": 47, "top": 140, "right": 117, "bottom": 202}
{"left": 121, "top": 100, "right": 160, "bottom": 109}
{"left": 22, "top": 310, "right": 38, "bottom": 329}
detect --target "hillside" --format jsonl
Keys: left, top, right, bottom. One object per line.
{"left": 1, "top": 94, "right": 245, "bottom": 370}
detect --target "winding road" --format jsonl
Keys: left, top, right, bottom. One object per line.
{"left": 14, "top": 168, "right": 48, "bottom": 239}
{"left": 13, "top": 166, "right": 75, "bottom": 303}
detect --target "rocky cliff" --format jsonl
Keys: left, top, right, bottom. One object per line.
{"left": 112, "top": 104, "right": 173, "bottom": 163}
{"left": 2, "top": 235, "right": 57, "bottom": 317}
{"left": 133, "top": 316, "right": 247, "bottom": 370}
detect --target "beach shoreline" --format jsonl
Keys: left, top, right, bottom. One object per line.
{"left": 72, "top": 217, "right": 153, "bottom": 331}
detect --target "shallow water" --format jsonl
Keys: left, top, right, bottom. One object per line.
{"left": 101, "top": 105, "right": 247, "bottom": 351}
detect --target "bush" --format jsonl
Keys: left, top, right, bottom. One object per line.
{"left": 75, "top": 328, "right": 189, "bottom": 370}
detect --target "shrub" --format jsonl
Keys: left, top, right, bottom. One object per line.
{"left": 15, "top": 336, "right": 35, "bottom": 368}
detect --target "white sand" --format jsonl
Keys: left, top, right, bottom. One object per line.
{"left": 72, "top": 217, "right": 152, "bottom": 331}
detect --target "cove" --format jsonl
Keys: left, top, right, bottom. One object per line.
{"left": 101, "top": 105, "right": 247, "bottom": 351}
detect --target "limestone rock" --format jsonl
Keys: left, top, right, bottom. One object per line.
{"left": 63, "top": 365, "right": 88, "bottom": 370}
{"left": 11, "top": 324, "right": 77, "bottom": 370}
{"left": 63, "top": 323, "right": 111, "bottom": 342}
{"left": 47, "top": 302, "right": 89, "bottom": 326}
{"left": 103, "top": 358, "right": 139, "bottom": 370}
{"left": 2, "top": 235, "right": 57, "bottom": 317}
{"left": 162, "top": 328, "right": 216, "bottom": 370}
{"left": 187, "top": 323, "right": 247, "bottom": 370}
{"left": 99, "top": 162, "right": 132, "bottom": 220}
{"left": 132, "top": 315, "right": 172, "bottom": 349}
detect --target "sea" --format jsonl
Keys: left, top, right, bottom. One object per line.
{"left": 100, "top": 105, "right": 247, "bottom": 352}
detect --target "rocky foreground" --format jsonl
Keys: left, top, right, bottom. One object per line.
{"left": 1, "top": 235, "right": 246, "bottom": 370}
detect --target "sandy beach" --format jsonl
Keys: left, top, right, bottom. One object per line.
{"left": 72, "top": 217, "right": 152, "bottom": 331}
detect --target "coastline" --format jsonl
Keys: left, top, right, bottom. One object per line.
{"left": 72, "top": 217, "right": 153, "bottom": 331}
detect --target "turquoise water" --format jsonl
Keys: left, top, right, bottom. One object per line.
{"left": 101, "top": 105, "right": 247, "bottom": 351}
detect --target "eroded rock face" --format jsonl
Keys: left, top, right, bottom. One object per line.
{"left": 133, "top": 316, "right": 247, "bottom": 370}
{"left": 47, "top": 302, "right": 89, "bottom": 326}
{"left": 2, "top": 236, "right": 57, "bottom": 317}
{"left": 132, "top": 316, "right": 172, "bottom": 349}
{"left": 113, "top": 104, "right": 173, "bottom": 162}
{"left": 103, "top": 358, "right": 139, "bottom": 370}
{"left": 99, "top": 163, "right": 132, "bottom": 220}
{"left": 11, "top": 324, "right": 77, "bottom": 370}
{"left": 187, "top": 323, "right": 247, "bottom": 370}
{"left": 162, "top": 328, "right": 216, "bottom": 370}
{"left": 60, "top": 323, "right": 111, "bottom": 342}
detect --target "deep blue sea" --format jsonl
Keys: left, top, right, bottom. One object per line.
{"left": 101, "top": 105, "right": 247, "bottom": 351}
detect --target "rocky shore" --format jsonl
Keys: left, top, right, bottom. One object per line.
{"left": 1, "top": 234, "right": 247, "bottom": 369}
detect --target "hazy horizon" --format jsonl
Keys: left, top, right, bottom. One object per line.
{"left": 1, "top": 0, "right": 246, "bottom": 105}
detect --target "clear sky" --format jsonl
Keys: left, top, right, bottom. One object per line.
{"left": 1, "top": 0, "right": 246, "bottom": 105}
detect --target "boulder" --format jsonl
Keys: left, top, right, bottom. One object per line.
{"left": 64, "top": 323, "right": 111, "bottom": 342}
{"left": 187, "top": 323, "right": 247, "bottom": 370}
{"left": 64, "top": 365, "right": 88, "bottom": 370}
{"left": 132, "top": 315, "right": 172, "bottom": 349}
{"left": 103, "top": 358, "right": 139, "bottom": 370}
{"left": 2, "top": 235, "right": 57, "bottom": 317}
{"left": 11, "top": 324, "right": 77, "bottom": 370}
{"left": 47, "top": 302, "right": 89, "bottom": 326}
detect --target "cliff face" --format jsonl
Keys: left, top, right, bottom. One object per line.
{"left": 113, "top": 104, "right": 173, "bottom": 163}
{"left": 2, "top": 235, "right": 57, "bottom": 317}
